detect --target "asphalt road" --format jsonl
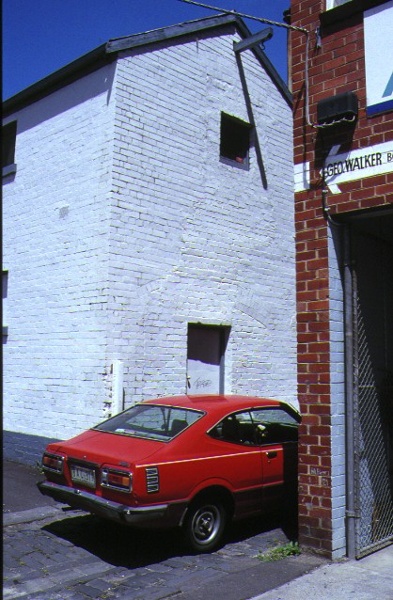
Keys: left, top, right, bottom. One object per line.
{"left": 3, "top": 460, "right": 49, "bottom": 513}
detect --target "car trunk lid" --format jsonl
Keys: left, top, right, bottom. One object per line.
{"left": 47, "top": 429, "right": 163, "bottom": 467}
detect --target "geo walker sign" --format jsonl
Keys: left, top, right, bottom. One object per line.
{"left": 323, "top": 141, "right": 393, "bottom": 194}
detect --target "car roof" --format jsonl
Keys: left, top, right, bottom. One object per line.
{"left": 142, "top": 394, "right": 296, "bottom": 419}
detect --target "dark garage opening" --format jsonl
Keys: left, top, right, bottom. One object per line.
{"left": 345, "top": 210, "right": 393, "bottom": 557}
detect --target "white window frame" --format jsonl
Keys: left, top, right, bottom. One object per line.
{"left": 326, "top": 0, "right": 353, "bottom": 10}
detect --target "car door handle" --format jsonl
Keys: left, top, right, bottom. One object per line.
{"left": 266, "top": 451, "right": 277, "bottom": 459}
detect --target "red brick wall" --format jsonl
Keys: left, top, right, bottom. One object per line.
{"left": 291, "top": 0, "right": 393, "bottom": 555}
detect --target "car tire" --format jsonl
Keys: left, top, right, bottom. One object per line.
{"left": 184, "top": 498, "right": 227, "bottom": 553}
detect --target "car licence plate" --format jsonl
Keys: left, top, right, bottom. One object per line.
{"left": 70, "top": 465, "right": 96, "bottom": 488}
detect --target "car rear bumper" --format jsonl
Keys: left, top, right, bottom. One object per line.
{"left": 37, "top": 481, "right": 184, "bottom": 527}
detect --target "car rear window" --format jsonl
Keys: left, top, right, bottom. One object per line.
{"left": 94, "top": 404, "right": 204, "bottom": 441}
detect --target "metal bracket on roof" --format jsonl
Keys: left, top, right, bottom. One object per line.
{"left": 233, "top": 27, "right": 273, "bottom": 53}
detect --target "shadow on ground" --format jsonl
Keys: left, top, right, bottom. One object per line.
{"left": 42, "top": 510, "right": 297, "bottom": 569}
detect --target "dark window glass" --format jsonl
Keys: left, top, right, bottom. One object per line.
{"left": 250, "top": 408, "right": 299, "bottom": 444}
{"left": 220, "top": 113, "right": 251, "bottom": 167}
{"left": 209, "top": 407, "right": 299, "bottom": 445}
{"left": 210, "top": 411, "right": 252, "bottom": 445}
{"left": 94, "top": 403, "right": 204, "bottom": 442}
{"left": 2, "top": 121, "right": 17, "bottom": 168}
{"left": 2, "top": 270, "right": 8, "bottom": 338}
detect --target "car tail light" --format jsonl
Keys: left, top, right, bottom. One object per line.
{"left": 145, "top": 466, "right": 159, "bottom": 493}
{"left": 101, "top": 468, "right": 132, "bottom": 493}
{"left": 42, "top": 453, "right": 64, "bottom": 474}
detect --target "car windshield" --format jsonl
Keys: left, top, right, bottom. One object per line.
{"left": 94, "top": 404, "right": 204, "bottom": 441}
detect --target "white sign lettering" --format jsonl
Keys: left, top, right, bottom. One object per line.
{"left": 323, "top": 141, "right": 393, "bottom": 194}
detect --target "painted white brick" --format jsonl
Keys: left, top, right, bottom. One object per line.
{"left": 329, "top": 226, "right": 347, "bottom": 558}
{"left": 3, "top": 25, "right": 296, "bottom": 446}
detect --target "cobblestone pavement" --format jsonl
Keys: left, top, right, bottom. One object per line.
{"left": 3, "top": 507, "right": 299, "bottom": 600}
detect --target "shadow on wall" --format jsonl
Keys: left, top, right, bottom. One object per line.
{"left": 235, "top": 52, "right": 268, "bottom": 190}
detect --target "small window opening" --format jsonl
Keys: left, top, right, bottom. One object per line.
{"left": 220, "top": 113, "right": 251, "bottom": 169}
{"left": 3, "top": 270, "right": 8, "bottom": 339}
{"left": 187, "top": 324, "right": 230, "bottom": 394}
{"left": 2, "top": 121, "right": 17, "bottom": 176}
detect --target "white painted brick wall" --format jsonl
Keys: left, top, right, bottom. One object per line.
{"left": 107, "top": 29, "right": 296, "bottom": 407}
{"left": 3, "top": 25, "right": 296, "bottom": 447}
{"left": 3, "top": 64, "right": 116, "bottom": 440}
{"left": 328, "top": 227, "right": 347, "bottom": 558}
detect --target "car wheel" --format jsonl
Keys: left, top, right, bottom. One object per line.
{"left": 184, "top": 498, "right": 227, "bottom": 553}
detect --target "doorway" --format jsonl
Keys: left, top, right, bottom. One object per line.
{"left": 187, "top": 325, "right": 230, "bottom": 394}
{"left": 346, "top": 211, "right": 393, "bottom": 557}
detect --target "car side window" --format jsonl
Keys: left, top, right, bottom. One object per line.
{"left": 209, "top": 407, "right": 299, "bottom": 446}
{"left": 250, "top": 408, "right": 298, "bottom": 444}
{"left": 209, "top": 411, "right": 257, "bottom": 445}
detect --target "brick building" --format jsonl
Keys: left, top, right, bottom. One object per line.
{"left": 2, "top": 15, "right": 296, "bottom": 464}
{"left": 290, "top": 0, "right": 393, "bottom": 558}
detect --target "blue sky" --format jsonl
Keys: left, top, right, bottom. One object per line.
{"left": 3, "top": 0, "right": 290, "bottom": 100}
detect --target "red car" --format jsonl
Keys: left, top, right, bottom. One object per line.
{"left": 38, "top": 395, "right": 300, "bottom": 552}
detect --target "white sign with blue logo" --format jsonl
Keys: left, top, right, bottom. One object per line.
{"left": 364, "top": 1, "right": 393, "bottom": 116}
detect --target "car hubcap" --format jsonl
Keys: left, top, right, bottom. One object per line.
{"left": 192, "top": 505, "right": 220, "bottom": 543}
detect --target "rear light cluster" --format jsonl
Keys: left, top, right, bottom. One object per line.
{"left": 42, "top": 453, "right": 64, "bottom": 474}
{"left": 101, "top": 468, "right": 132, "bottom": 493}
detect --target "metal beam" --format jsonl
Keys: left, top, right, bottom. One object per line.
{"left": 233, "top": 27, "right": 273, "bottom": 53}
